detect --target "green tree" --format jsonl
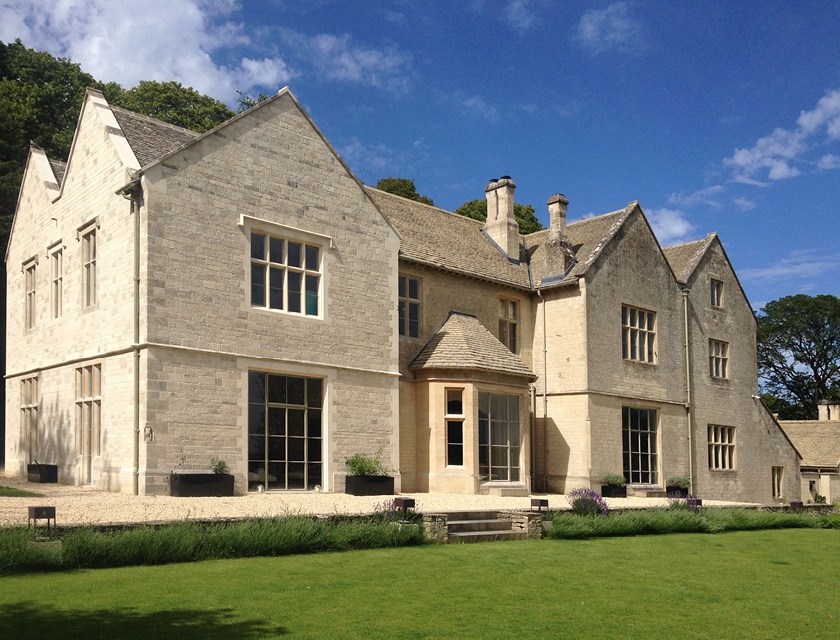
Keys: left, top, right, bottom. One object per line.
{"left": 376, "top": 177, "right": 434, "bottom": 206}
{"left": 454, "top": 198, "right": 544, "bottom": 235}
{"left": 757, "top": 294, "right": 840, "bottom": 419}
{"left": 236, "top": 90, "right": 271, "bottom": 112}
{"left": 112, "top": 80, "right": 233, "bottom": 132}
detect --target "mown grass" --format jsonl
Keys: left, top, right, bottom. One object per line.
{"left": 0, "top": 516, "right": 423, "bottom": 574}
{"left": 0, "top": 529, "right": 838, "bottom": 639}
{"left": 0, "top": 485, "right": 42, "bottom": 497}
{"left": 544, "top": 505, "right": 828, "bottom": 539}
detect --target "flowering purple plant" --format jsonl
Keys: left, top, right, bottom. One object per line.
{"left": 567, "top": 488, "right": 610, "bottom": 516}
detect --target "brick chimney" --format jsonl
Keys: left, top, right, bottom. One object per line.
{"left": 484, "top": 176, "right": 520, "bottom": 259}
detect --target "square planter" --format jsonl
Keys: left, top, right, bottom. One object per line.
{"left": 666, "top": 486, "right": 689, "bottom": 498}
{"left": 170, "top": 473, "right": 235, "bottom": 497}
{"left": 345, "top": 475, "right": 394, "bottom": 496}
{"left": 27, "top": 464, "right": 58, "bottom": 483}
{"left": 601, "top": 485, "right": 627, "bottom": 498}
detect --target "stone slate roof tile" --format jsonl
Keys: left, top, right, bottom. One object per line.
{"left": 409, "top": 312, "right": 536, "bottom": 379}
{"left": 662, "top": 233, "right": 716, "bottom": 284}
{"left": 111, "top": 106, "right": 199, "bottom": 168}
{"left": 48, "top": 159, "right": 66, "bottom": 186}
{"left": 779, "top": 421, "right": 840, "bottom": 468}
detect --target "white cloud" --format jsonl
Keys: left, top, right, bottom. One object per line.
{"left": 724, "top": 88, "right": 840, "bottom": 183}
{"left": 645, "top": 208, "right": 696, "bottom": 245}
{"left": 740, "top": 250, "right": 840, "bottom": 282}
{"left": 575, "top": 2, "right": 643, "bottom": 55}
{"left": 732, "top": 197, "right": 756, "bottom": 211}
{"left": 459, "top": 94, "right": 500, "bottom": 123}
{"left": 505, "top": 0, "right": 539, "bottom": 32}
{"left": 666, "top": 185, "right": 725, "bottom": 209}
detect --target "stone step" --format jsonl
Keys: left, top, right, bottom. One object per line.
{"left": 448, "top": 530, "right": 528, "bottom": 543}
{"left": 439, "top": 510, "right": 499, "bottom": 522}
{"left": 447, "top": 518, "right": 513, "bottom": 534}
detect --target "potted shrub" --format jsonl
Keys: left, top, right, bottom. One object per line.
{"left": 666, "top": 476, "right": 691, "bottom": 498}
{"left": 345, "top": 448, "right": 394, "bottom": 496}
{"left": 600, "top": 473, "right": 627, "bottom": 498}
{"left": 170, "top": 457, "right": 235, "bottom": 497}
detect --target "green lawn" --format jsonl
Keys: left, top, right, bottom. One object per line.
{"left": 0, "top": 485, "right": 41, "bottom": 497}
{"left": 1, "top": 529, "right": 838, "bottom": 639}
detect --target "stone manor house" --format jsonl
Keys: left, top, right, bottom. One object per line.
{"left": 5, "top": 88, "right": 800, "bottom": 502}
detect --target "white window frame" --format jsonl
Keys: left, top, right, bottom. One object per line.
{"left": 445, "top": 388, "right": 464, "bottom": 467}
{"left": 478, "top": 392, "right": 521, "bottom": 483}
{"left": 50, "top": 244, "right": 63, "bottom": 319}
{"left": 75, "top": 363, "right": 102, "bottom": 458}
{"left": 21, "top": 376, "right": 39, "bottom": 461}
{"left": 710, "top": 278, "right": 724, "bottom": 308}
{"left": 623, "top": 406, "right": 659, "bottom": 485}
{"left": 772, "top": 466, "right": 784, "bottom": 500}
{"left": 708, "top": 424, "right": 736, "bottom": 470}
{"left": 79, "top": 225, "right": 97, "bottom": 308}
{"left": 499, "top": 297, "right": 519, "bottom": 353}
{"left": 23, "top": 258, "right": 37, "bottom": 330}
{"left": 709, "top": 339, "right": 729, "bottom": 379}
{"left": 622, "top": 305, "right": 656, "bottom": 364}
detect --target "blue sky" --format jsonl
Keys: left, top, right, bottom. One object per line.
{"left": 3, "top": 1, "right": 839, "bottom": 309}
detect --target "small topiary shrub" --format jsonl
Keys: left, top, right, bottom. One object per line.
{"left": 567, "top": 488, "right": 610, "bottom": 516}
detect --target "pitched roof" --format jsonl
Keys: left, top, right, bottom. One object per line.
{"left": 527, "top": 206, "right": 633, "bottom": 287}
{"left": 662, "top": 233, "right": 716, "bottom": 284}
{"left": 409, "top": 312, "right": 536, "bottom": 380}
{"left": 110, "top": 106, "right": 199, "bottom": 167}
{"left": 364, "top": 187, "right": 532, "bottom": 290}
{"left": 48, "top": 159, "right": 66, "bottom": 186}
{"left": 778, "top": 421, "right": 840, "bottom": 468}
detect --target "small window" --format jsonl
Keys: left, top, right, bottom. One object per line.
{"left": 710, "top": 279, "right": 724, "bottom": 308}
{"left": 499, "top": 298, "right": 519, "bottom": 353}
{"left": 772, "top": 467, "right": 784, "bottom": 500}
{"left": 21, "top": 376, "right": 39, "bottom": 461}
{"left": 251, "top": 232, "right": 321, "bottom": 316}
{"left": 81, "top": 228, "right": 97, "bottom": 307}
{"left": 622, "top": 305, "right": 656, "bottom": 364}
{"left": 51, "top": 247, "right": 63, "bottom": 319}
{"left": 709, "top": 339, "right": 729, "bottom": 379}
{"left": 24, "top": 261, "right": 36, "bottom": 329}
{"left": 445, "top": 389, "right": 464, "bottom": 466}
{"left": 708, "top": 425, "right": 735, "bottom": 470}
{"left": 398, "top": 275, "right": 421, "bottom": 338}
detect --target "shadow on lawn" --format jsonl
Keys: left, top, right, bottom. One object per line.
{"left": 0, "top": 602, "right": 288, "bottom": 638}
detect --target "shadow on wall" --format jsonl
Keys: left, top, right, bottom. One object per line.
{"left": 535, "top": 417, "right": 569, "bottom": 493}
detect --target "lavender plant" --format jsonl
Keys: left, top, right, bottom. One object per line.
{"left": 567, "top": 488, "right": 610, "bottom": 516}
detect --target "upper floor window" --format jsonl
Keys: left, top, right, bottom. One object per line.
{"left": 50, "top": 246, "right": 63, "bottom": 319}
{"left": 709, "top": 339, "right": 729, "bottom": 379}
{"left": 708, "top": 425, "right": 735, "bottom": 470}
{"left": 711, "top": 279, "right": 724, "bottom": 308}
{"left": 251, "top": 232, "right": 321, "bottom": 316}
{"left": 24, "top": 260, "right": 36, "bottom": 329}
{"left": 398, "top": 275, "right": 421, "bottom": 338}
{"left": 622, "top": 305, "right": 656, "bottom": 364}
{"left": 81, "top": 228, "right": 97, "bottom": 307}
{"left": 499, "top": 298, "right": 519, "bottom": 353}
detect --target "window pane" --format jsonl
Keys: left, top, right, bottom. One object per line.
{"left": 249, "top": 372, "right": 266, "bottom": 403}
{"left": 287, "top": 242, "right": 301, "bottom": 268}
{"left": 288, "top": 409, "right": 305, "bottom": 437}
{"left": 408, "top": 277, "right": 419, "bottom": 299}
{"left": 287, "top": 377, "right": 305, "bottom": 405}
{"left": 288, "top": 272, "right": 301, "bottom": 313}
{"left": 269, "top": 266, "right": 284, "bottom": 309}
{"left": 251, "top": 233, "right": 266, "bottom": 260}
{"left": 268, "top": 436, "right": 285, "bottom": 460}
{"left": 251, "top": 264, "right": 265, "bottom": 306}
{"left": 307, "top": 410, "right": 322, "bottom": 438}
{"left": 308, "top": 439, "right": 322, "bottom": 463}
{"left": 446, "top": 389, "right": 463, "bottom": 415}
{"left": 305, "top": 245, "right": 319, "bottom": 270}
{"left": 305, "top": 275, "right": 319, "bottom": 316}
{"left": 268, "top": 407, "right": 286, "bottom": 435}
{"left": 288, "top": 437, "right": 305, "bottom": 462}
{"left": 268, "top": 375, "right": 286, "bottom": 404}
{"left": 307, "top": 379, "right": 323, "bottom": 408}
{"left": 269, "top": 236, "right": 284, "bottom": 263}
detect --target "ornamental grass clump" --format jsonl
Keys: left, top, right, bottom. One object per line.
{"left": 567, "top": 488, "right": 610, "bottom": 516}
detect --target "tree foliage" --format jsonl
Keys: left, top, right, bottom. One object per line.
{"left": 757, "top": 294, "right": 840, "bottom": 419}
{"left": 111, "top": 80, "right": 233, "bottom": 132}
{"left": 454, "top": 198, "right": 544, "bottom": 235}
{"left": 376, "top": 177, "right": 434, "bottom": 206}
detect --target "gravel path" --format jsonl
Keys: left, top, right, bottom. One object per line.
{"left": 0, "top": 477, "right": 752, "bottom": 527}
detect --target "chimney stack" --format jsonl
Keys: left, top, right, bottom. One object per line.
{"left": 484, "top": 176, "right": 520, "bottom": 259}
{"left": 547, "top": 193, "right": 569, "bottom": 240}
{"left": 543, "top": 192, "right": 575, "bottom": 278}
{"left": 818, "top": 399, "right": 840, "bottom": 421}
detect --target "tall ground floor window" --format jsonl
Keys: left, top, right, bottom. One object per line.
{"left": 75, "top": 363, "right": 101, "bottom": 485}
{"left": 248, "top": 371, "right": 322, "bottom": 491}
{"left": 478, "top": 392, "right": 520, "bottom": 482}
{"left": 623, "top": 406, "right": 658, "bottom": 485}
{"left": 772, "top": 466, "right": 784, "bottom": 500}
{"left": 21, "top": 376, "right": 39, "bottom": 461}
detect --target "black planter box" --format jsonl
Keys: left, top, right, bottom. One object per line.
{"left": 170, "top": 473, "right": 235, "bottom": 497}
{"left": 601, "top": 485, "right": 627, "bottom": 498}
{"left": 27, "top": 464, "right": 58, "bottom": 483}
{"left": 345, "top": 475, "right": 395, "bottom": 496}
{"left": 666, "top": 486, "right": 689, "bottom": 498}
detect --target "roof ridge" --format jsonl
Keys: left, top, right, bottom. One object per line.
{"left": 110, "top": 104, "right": 201, "bottom": 137}
{"left": 363, "top": 185, "right": 486, "bottom": 226}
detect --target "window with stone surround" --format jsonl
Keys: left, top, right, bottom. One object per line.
{"left": 499, "top": 298, "right": 519, "bottom": 353}
{"left": 81, "top": 227, "right": 97, "bottom": 308}
{"left": 24, "top": 259, "right": 36, "bottom": 329}
{"left": 622, "top": 305, "right": 656, "bottom": 364}
{"left": 622, "top": 406, "right": 658, "bottom": 485}
{"left": 446, "top": 389, "right": 464, "bottom": 466}
{"left": 772, "top": 466, "right": 784, "bottom": 500}
{"left": 398, "top": 275, "right": 421, "bottom": 338}
{"left": 75, "top": 363, "right": 101, "bottom": 459}
{"left": 21, "top": 376, "right": 39, "bottom": 461}
{"left": 478, "top": 392, "right": 520, "bottom": 482}
{"left": 248, "top": 371, "right": 323, "bottom": 491}
{"left": 251, "top": 232, "right": 321, "bottom": 316}
{"left": 708, "top": 424, "right": 735, "bottom": 470}
{"left": 709, "top": 339, "right": 729, "bottom": 379}
{"left": 50, "top": 245, "right": 63, "bottom": 319}
{"left": 711, "top": 278, "right": 724, "bottom": 308}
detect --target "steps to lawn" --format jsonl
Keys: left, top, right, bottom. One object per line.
{"left": 422, "top": 509, "right": 544, "bottom": 543}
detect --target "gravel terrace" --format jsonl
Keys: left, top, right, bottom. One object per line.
{"left": 0, "top": 476, "right": 753, "bottom": 528}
